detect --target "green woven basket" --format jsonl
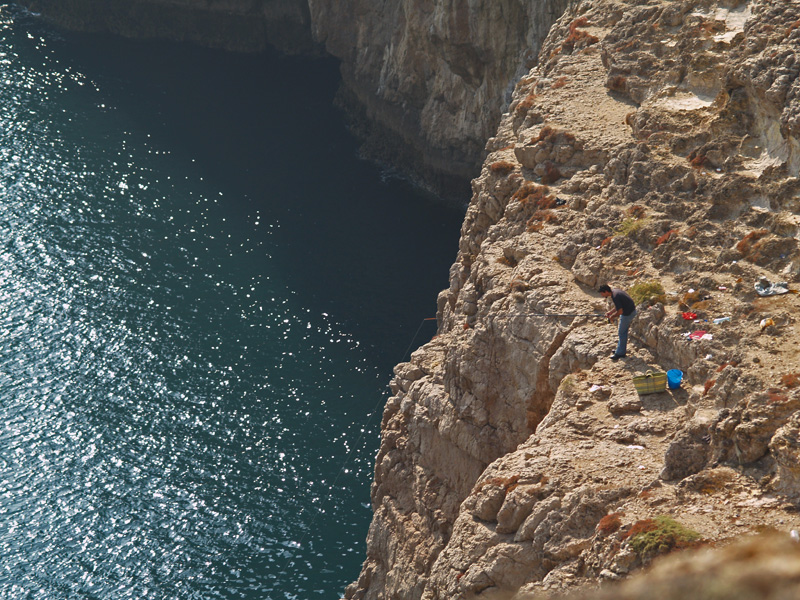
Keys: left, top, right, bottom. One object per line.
{"left": 632, "top": 370, "right": 667, "bottom": 395}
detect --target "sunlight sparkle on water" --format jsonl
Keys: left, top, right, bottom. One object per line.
{"left": 0, "top": 10, "right": 386, "bottom": 599}
{"left": 0, "top": 6, "right": 463, "bottom": 599}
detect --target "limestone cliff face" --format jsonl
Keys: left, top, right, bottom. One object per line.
{"left": 22, "top": 0, "right": 571, "bottom": 198}
{"left": 306, "top": 0, "right": 572, "bottom": 196}
{"left": 348, "top": 0, "right": 800, "bottom": 598}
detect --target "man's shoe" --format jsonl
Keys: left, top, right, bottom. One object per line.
{"left": 610, "top": 353, "right": 626, "bottom": 360}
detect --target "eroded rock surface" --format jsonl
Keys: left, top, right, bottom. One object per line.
{"left": 307, "top": 0, "right": 572, "bottom": 196}
{"left": 349, "top": 1, "right": 800, "bottom": 598}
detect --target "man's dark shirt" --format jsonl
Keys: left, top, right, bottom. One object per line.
{"left": 611, "top": 289, "right": 636, "bottom": 316}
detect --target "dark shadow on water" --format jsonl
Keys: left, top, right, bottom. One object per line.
{"left": 53, "top": 31, "right": 466, "bottom": 365}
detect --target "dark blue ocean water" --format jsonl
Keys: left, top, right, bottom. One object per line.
{"left": 0, "top": 5, "right": 463, "bottom": 598}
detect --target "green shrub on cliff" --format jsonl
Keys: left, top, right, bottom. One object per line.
{"left": 629, "top": 280, "right": 665, "bottom": 305}
{"left": 626, "top": 515, "right": 703, "bottom": 560}
{"left": 614, "top": 216, "right": 650, "bottom": 237}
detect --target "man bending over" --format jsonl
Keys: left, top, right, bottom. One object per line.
{"left": 598, "top": 284, "right": 637, "bottom": 360}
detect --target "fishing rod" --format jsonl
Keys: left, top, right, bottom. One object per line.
{"left": 424, "top": 312, "right": 608, "bottom": 319}
{"left": 512, "top": 312, "right": 606, "bottom": 318}
{"left": 496, "top": 312, "right": 610, "bottom": 320}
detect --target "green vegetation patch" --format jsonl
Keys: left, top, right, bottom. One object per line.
{"left": 626, "top": 515, "right": 703, "bottom": 559}
{"left": 559, "top": 374, "right": 576, "bottom": 394}
{"left": 629, "top": 279, "right": 666, "bottom": 305}
{"left": 614, "top": 217, "right": 650, "bottom": 237}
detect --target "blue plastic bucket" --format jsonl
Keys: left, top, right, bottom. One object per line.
{"left": 667, "top": 369, "right": 683, "bottom": 389}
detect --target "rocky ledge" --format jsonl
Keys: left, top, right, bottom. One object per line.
{"left": 347, "top": 0, "right": 800, "bottom": 598}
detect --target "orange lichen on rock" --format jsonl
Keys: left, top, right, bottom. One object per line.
{"left": 689, "top": 153, "right": 707, "bottom": 168}
{"left": 781, "top": 373, "right": 800, "bottom": 388}
{"left": 541, "top": 161, "right": 562, "bottom": 185}
{"left": 515, "top": 90, "right": 539, "bottom": 114}
{"left": 607, "top": 75, "right": 627, "bottom": 92}
{"left": 656, "top": 229, "right": 679, "bottom": 246}
{"left": 474, "top": 475, "right": 520, "bottom": 494}
{"left": 489, "top": 160, "right": 516, "bottom": 176}
{"left": 735, "top": 229, "right": 769, "bottom": 255}
{"left": 597, "top": 512, "right": 623, "bottom": 535}
{"left": 512, "top": 182, "right": 553, "bottom": 207}
{"left": 564, "top": 17, "right": 599, "bottom": 51}
{"left": 527, "top": 210, "right": 559, "bottom": 231}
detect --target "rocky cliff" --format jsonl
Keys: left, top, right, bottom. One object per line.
{"left": 305, "top": 0, "right": 572, "bottom": 196}
{"left": 22, "top": 0, "right": 571, "bottom": 198}
{"left": 346, "top": 0, "right": 800, "bottom": 598}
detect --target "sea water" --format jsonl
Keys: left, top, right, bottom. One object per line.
{"left": 0, "top": 6, "right": 464, "bottom": 598}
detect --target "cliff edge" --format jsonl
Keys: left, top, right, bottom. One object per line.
{"left": 347, "top": 0, "right": 800, "bottom": 598}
